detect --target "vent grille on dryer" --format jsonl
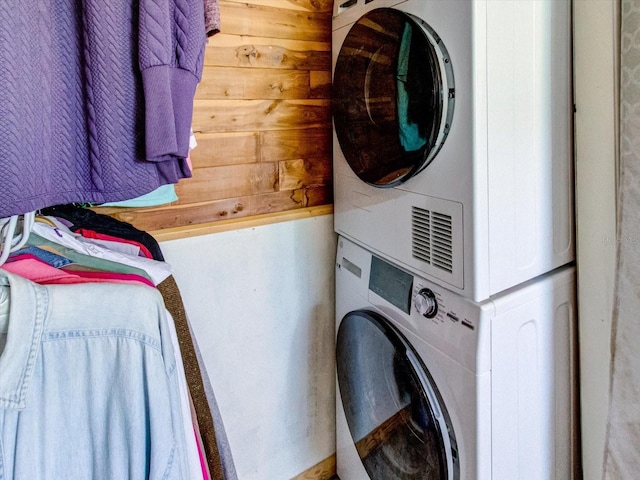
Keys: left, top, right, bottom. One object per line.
{"left": 411, "top": 207, "right": 454, "bottom": 273}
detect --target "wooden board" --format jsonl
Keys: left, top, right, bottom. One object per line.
{"left": 260, "top": 127, "right": 331, "bottom": 161}
{"left": 96, "top": 0, "right": 333, "bottom": 235}
{"left": 204, "top": 34, "right": 330, "bottom": 70}
{"left": 220, "top": 1, "right": 331, "bottom": 42}
{"left": 289, "top": 454, "right": 336, "bottom": 480}
{"left": 100, "top": 186, "right": 332, "bottom": 232}
{"left": 190, "top": 132, "right": 260, "bottom": 168}
{"left": 196, "top": 67, "right": 312, "bottom": 100}
{"left": 174, "top": 162, "right": 278, "bottom": 203}
{"left": 149, "top": 205, "right": 333, "bottom": 242}
{"left": 222, "top": 0, "right": 333, "bottom": 12}
{"left": 279, "top": 158, "right": 332, "bottom": 190}
{"left": 192, "top": 99, "right": 331, "bottom": 133}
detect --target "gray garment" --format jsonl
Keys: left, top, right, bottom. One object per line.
{"left": 190, "top": 320, "right": 239, "bottom": 480}
{"left": 158, "top": 275, "right": 236, "bottom": 480}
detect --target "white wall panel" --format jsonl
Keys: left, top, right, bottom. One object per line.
{"left": 160, "top": 215, "right": 337, "bottom": 479}
{"left": 574, "top": 1, "right": 619, "bottom": 478}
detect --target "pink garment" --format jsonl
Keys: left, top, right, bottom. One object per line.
{"left": 204, "top": 0, "right": 220, "bottom": 37}
{"left": 2, "top": 255, "right": 155, "bottom": 287}
{"left": 57, "top": 269, "right": 156, "bottom": 287}
{"left": 75, "top": 228, "right": 154, "bottom": 259}
{"left": 195, "top": 426, "right": 211, "bottom": 480}
{"left": 191, "top": 395, "right": 212, "bottom": 480}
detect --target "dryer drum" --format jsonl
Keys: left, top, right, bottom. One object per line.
{"left": 336, "top": 309, "right": 460, "bottom": 479}
{"left": 332, "top": 8, "right": 455, "bottom": 187}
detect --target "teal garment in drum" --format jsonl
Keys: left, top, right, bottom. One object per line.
{"left": 397, "top": 24, "right": 427, "bottom": 152}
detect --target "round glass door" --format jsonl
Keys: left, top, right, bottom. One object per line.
{"left": 336, "top": 310, "right": 459, "bottom": 479}
{"left": 332, "top": 8, "right": 455, "bottom": 187}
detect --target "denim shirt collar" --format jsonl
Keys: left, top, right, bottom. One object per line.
{"left": 0, "top": 271, "right": 47, "bottom": 409}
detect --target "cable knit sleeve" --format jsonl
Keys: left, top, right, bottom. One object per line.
{"left": 204, "top": 0, "right": 221, "bottom": 37}
{"left": 139, "top": 0, "right": 205, "bottom": 163}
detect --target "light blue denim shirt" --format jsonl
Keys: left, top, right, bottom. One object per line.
{"left": 0, "top": 271, "right": 189, "bottom": 479}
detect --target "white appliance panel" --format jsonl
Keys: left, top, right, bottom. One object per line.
{"left": 335, "top": 237, "right": 576, "bottom": 479}
{"left": 332, "top": 0, "right": 574, "bottom": 301}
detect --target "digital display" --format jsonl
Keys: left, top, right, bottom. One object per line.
{"left": 369, "top": 256, "right": 413, "bottom": 314}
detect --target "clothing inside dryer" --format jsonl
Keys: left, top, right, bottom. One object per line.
{"left": 333, "top": 8, "right": 445, "bottom": 187}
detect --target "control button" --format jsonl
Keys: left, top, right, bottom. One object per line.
{"left": 414, "top": 288, "right": 438, "bottom": 318}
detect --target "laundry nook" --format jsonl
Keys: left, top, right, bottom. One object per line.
{"left": 0, "top": 1, "right": 629, "bottom": 479}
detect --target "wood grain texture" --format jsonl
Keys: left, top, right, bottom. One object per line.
{"left": 192, "top": 99, "right": 331, "bottom": 133}
{"left": 279, "top": 158, "right": 332, "bottom": 190}
{"left": 290, "top": 454, "right": 336, "bottom": 480}
{"left": 96, "top": 0, "right": 333, "bottom": 235}
{"left": 220, "top": 1, "right": 331, "bottom": 42}
{"left": 100, "top": 185, "right": 332, "bottom": 231}
{"left": 150, "top": 205, "right": 333, "bottom": 242}
{"left": 260, "top": 127, "right": 331, "bottom": 161}
{"left": 196, "top": 67, "right": 311, "bottom": 100}
{"left": 310, "top": 70, "right": 332, "bottom": 98}
{"left": 203, "top": 34, "right": 330, "bottom": 70}
{"left": 354, "top": 407, "right": 412, "bottom": 459}
{"left": 175, "top": 163, "right": 278, "bottom": 203}
{"left": 223, "top": 0, "right": 332, "bottom": 12}
{"left": 190, "top": 132, "right": 260, "bottom": 168}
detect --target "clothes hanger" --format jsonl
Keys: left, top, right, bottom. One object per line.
{"left": 34, "top": 215, "right": 57, "bottom": 228}
{"left": 0, "top": 212, "right": 36, "bottom": 266}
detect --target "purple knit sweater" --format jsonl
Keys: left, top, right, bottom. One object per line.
{"left": 0, "top": 1, "right": 205, "bottom": 217}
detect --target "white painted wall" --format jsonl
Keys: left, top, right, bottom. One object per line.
{"left": 574, "top": 1, "right": 618, "bottom": 478}
{"left": 160, "top": 215, "right": 337, "bottom": 480}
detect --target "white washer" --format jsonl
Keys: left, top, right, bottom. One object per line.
{"left": 332, "top": 0, "right": 574, "bottom": 301}
{"left": 335, "top": 236, "right": 577, "bottom": 479}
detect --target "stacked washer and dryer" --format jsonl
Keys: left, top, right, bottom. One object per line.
{"left": 331, "top": 0, "right": 577, "bottom": 479}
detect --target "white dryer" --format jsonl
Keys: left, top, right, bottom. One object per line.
{"left": 332, "top": 0, "right": 574, "bottom": 301}
{"left": 335, "top": 236, "right": 577, "bottom": 479}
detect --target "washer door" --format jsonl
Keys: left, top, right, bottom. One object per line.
{"left": 336, "top": 310, "right": 459, "bottom": 479}
{"left": 333, "top": 8, "right": 454, "bottom": 187}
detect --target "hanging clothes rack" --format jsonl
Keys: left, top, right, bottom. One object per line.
{"left": 0, "top": 212, "right": 35, "bottom": 266}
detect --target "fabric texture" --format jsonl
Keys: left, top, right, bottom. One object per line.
{"left": 603, "top": 1, "right": 640, "bottom": 477}
{"left": 41, "top": 205, "right": 165, "bottom": 261}
{"left": 76, "top": 229, "right": 154, "bottom": 259}
{"left": 100, "top": 184, "right": 179, "bottom": 208}
{"left": 31, "top": 221, "right": 172, "bottom": 285}
{"left": 204, "top": 0, "right": 221, "bottom": 37}
{"left": 0, "top": 271, "right": 190, "bottom": 479}
{"left": 139, "top": 0, "right": 205, "bottom": 162}
{"left": 165, "top": 310, "right": 205, "bottom": 480}
{"left": 27, "top": 233, "right": 155, "bottom": 282}
{"left": 190, "top": 321, "right": 239, "bottom": 480}
{"left": 10, "top": 245, "right": 74, "bottom": 268}
{"left": 0, "top": 1, "right": 205, "bottom": 217}
{"left": 2, "top": 255, "right": 155, "bottom": 287}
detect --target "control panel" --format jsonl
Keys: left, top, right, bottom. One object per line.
{"left": 413, "top": 288, "right": 438, "bottom": 318}
{"left": 412, "top": 280, "right": 475, "bottom": 331}
{"left": 367, "top": 252, "right": 477, "bottom": 331}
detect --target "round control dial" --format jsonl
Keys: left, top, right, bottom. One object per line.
{"left": 414, "top": 288, "right": 438, "bottom": 318}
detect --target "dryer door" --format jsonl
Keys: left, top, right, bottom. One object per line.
{"left": 336, "top": 309, "right": 459, "bottom": 480}
{"left": 333, "top": 8, "right": 455, "bottom": 187}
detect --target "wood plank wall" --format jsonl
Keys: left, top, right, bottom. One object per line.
{"left": 98, "top": 0, "right": 333, "bottom": 232}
